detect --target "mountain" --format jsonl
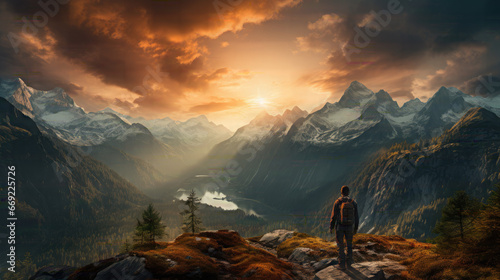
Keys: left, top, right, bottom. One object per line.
{"left": 168, "top": 81, "right": 500, "bottom": 216}
{"left": 100, "top": 108, "right": 233, "bottom": 166}
{"left": 0, "top": 97, "right": 149, "bottom": 244}
{"left": 160, "top": 106, "right": 310, "bottom": 202}
{"left": 87, "top": 145, "right": 166, "bottom": 193}
{"left": 224, "top": 106, "right": 308, "bottom": 145}
{"left": 316, "top": 107, "right": 500, "bottom": 240}
{"left": 0, "top": 79, "right": 228, "bottom": 185}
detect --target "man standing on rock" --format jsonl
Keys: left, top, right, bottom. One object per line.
{"left": 330, "top": 185, "right": 359, "bottom": 270}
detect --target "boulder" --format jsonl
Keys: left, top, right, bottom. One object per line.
{"left": 259, "top": 229, "right": 295, "bottom": 248}
{"left": 314, "top": 260, "right": 406, "bottom": 280}
{"left": 288, "top": 247, "right": 316, "bottom": 264}
{"left": 312, "top": 258, "right": 338, "bottom": 272}
{"left": 29, "top": 266, "right": 76, "bottom": 280}
{"left": 94, "top": 256, "right": 153, "bottom": 280}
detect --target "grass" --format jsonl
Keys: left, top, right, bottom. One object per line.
{"left": 131, "top": 230, "right": 296, "bottom": 280}
{"left": 276, "top": 232, "right": 337, "bottom": 260}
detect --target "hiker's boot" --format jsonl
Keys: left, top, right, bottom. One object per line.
{"left": 335, "top": 263, "right": 346, "bottom": 270}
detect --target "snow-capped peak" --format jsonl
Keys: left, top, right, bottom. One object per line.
{"left": 375, "top": 90, "right": 394, "bottom": 102}
{"left": 338, "top": 81, "right": 374, "bottom": 108}
{"left": 282, "top": 106, "right": 308, "bottom": 123}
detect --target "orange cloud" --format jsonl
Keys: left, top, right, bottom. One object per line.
{"left": 189, "top": 98, "right": 247, "bottom": 113}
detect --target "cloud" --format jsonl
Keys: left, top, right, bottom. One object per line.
{"left": 189, "top": 98, "right": 247, "bottom": 113}
{"left": 296, "top": 13, "right": 344, "bottom": 53}
{"left": 460, "top": 74, "right": 500, "bottom": 97}
{"left": 1, "top": 0, "right": 300, "bottom": 114}
{"left": 296, "top": 0, "right": 500, "bottom": 101}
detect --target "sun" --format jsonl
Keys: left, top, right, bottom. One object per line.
{"left": 253, "top": 97, "right": 269, "bottom": 107}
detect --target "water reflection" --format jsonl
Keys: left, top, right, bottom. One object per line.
{"left": 177, "top": 190, "right": 238, "bottom": 210}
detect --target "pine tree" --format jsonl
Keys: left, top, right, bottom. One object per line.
{"left": 133, "top": 219, "right": 146, "bottom": 244}
{"left": 121, "top": 238, "right": 132, "bottom": 253}
{"left": 181, "top": 190, "right": 204, "bottom": 234}
{"left": 433, "top": 190, "right": 481, "bottom": 251}
{"left": 135, "top": 204, "right": 166, "bottom": 244}
{"left": 465, "top": 185, "right": 500, "bottom": 265}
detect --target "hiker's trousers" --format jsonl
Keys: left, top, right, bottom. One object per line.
{"left": 336, "top": 229, "right": 353, "bottom": 264}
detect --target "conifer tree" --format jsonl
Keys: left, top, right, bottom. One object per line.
{"left": 121, "top": 238, "right": 132, "bottom": 253}
{"left": 181, "top": 190, "right": 204, "bottom": 234}
{"left": 133, "top": 219, "right": 146, "bottom": 244}
{"left": 466, "top": 185, "right": 500, "bottom": 265}
{"left": 134, "top": 204, "right": 166, "bottom": 244}
{"left": 433, "top": 190, "right": 481, "bottom": 250}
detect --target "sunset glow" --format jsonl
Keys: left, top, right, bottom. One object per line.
{"left": 1, "top": 0, "right": 498, "bottom": 130}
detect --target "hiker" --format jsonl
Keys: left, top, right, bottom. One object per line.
{"left": 330, "top": 185, "right": 359, "bottom": 270}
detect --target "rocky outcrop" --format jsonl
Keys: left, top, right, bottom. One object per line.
{"left": 94, "top": 256, "right": 152, "bottom": 280}
{"left": 29, "top": 266, "right": 76, "bottom": 280}
{"left": 314, "top": 261, "right": 398, "bottom": 280}
{"left": 259, "top": 229, "right": 295, "bottom": 248}
{"left": 30, "top": 229, "right": 433, "bottom": 280}
{"left": 288, "top": 247, "right": 316, "bottom": 264}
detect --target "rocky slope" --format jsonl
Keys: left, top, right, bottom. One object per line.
{"left": 0, "top": 97, "right": 149, "bottom": 261}
{"left": 169, "top": 81, "right": 500, "bottom": 221}
{"left": 29, "top": 229, "right": 433, "bottom": 280}
{"left": 314, "top": 107, "right": 500, "bottom": 240}
{"left": 0, "top": 78, "right": 233, "bottom": 185}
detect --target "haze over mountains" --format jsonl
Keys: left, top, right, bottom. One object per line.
{"left": 0, "top": 97, "right": 148, "bottom": 246}
{"left": 2, "top": 77, "right": 500, "bottom": 242}
{"left": 170, "top": 81, "right": 500, "bottom": 222}
{"left": 0, "top": 78, "right": 233, "bottom": 192}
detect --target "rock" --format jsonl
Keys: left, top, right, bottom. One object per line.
{"left": 243, "top": 268, "right": 257, "bottom": 278}
{"left": 314, "top": 260, "right": 406, "bottom": 280}
{"left": 312, "top": 258, "right": 338, "bottom": 272}
{"left": 186, "top": 267, "right": 203, "bottom": 279}
{"left": 259, "top": 229, "right": 295, "bottom": 248}
{"left": 166, "top": 259, "right": 178, "bottom": 268}
{"left": 288, "top": 247, "right": 316, "bottom": 264}
{"left": 94, "top": 256, "right": 153, "bottom": 280}
{"left": 29, "top": 266, "right": 76, "bottom": 280}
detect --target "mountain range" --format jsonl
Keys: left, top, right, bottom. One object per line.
{"left": 168, "top": 81, "right": 500, "bottom": 217}
{"left": 0, "top": 78, "right": 232, "bottom": 191}
{"left": 321, "top": 107, "right": 500, "bottom": 239}
{"left": 0, "top": 97, "right": 148, "bottom": 245}
{"left": 2, "top": 77, "right": 500, "bottom": 241}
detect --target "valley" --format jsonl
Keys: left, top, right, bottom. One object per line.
{"left": 1, "top": 78, "right": 500, "bottom": 277}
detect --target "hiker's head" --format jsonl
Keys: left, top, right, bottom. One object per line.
{"left": 341, "top": 185, "right": 350, "bottom": 196}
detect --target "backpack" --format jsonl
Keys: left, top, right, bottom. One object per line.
{"left": 340, "top": 198, "right": 355, "bottom": 226}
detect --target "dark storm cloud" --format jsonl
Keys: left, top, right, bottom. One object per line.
{"left": 2, "top": 0, "right": 300, "bottom": 92}
{"left": 299, "top": 0, "right": 500, "bottom": 100}
{"left": 460, "top": 74, "right": 500, "bottom": 97}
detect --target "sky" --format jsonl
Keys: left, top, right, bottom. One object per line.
{"left": 1, "top": 0, "right": 500, "bottom": 130}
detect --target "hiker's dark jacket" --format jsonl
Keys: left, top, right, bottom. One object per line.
{"left": 330, "top": 196, "right": 359, "bottom": 232}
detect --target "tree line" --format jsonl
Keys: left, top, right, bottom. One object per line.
{"left": 128, "top": 190, "right": 204, "bottom": 250}
{"left": 433, "top": 185, "right": 500, "bottom": 265}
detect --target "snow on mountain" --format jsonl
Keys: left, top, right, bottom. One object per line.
{"left": 98, "top": 108, "right": 232, "bottom": 157}
{"left": 289, "top": 82, "right": 401, "bottom": 145}
{"left": 226, "top": 107, "right": 308, "bottom": 144}
{"left": 338, "top": 81, "right": 374, "bottom": 108}
{"left": 290, "top": 83, "right": 500, "bottom": 146}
